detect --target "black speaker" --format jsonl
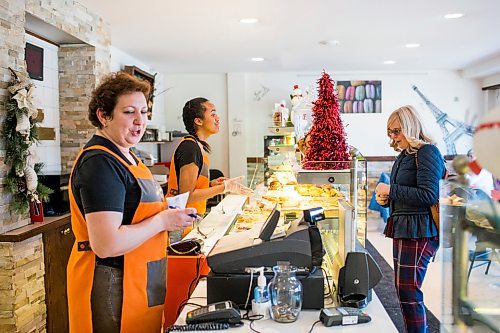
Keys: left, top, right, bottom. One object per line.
{"left": 337, "top": 251, "right": 382, "bottom": 308}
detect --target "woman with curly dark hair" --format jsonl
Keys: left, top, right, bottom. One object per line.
{"left": 67, "top": 72, "right": 196, "bottom": 333}
{"left": 167, "top": 97, "right": 251, "bottom": 239}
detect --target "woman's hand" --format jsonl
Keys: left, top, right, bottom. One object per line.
{"left": 375, "top": 183, "right": 390, "bottom": 205}
{"left": 160, "top": 207, "right": 197, "bottom": 232}
{"left": 210, "top": 176, "right": 227, "bottom": 187}
{"left": 223, "top": 176, "right": 254, "bottom": 196}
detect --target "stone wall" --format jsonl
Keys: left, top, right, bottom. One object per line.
{"left": 0, "top": 0, "right": 110, "bottom": 231}
{"left": 0, "top": 236, "right": 45, "bottom": 333}
{"left": 59, "top": 45, "right": 99, "bottom": 173}
{"left": 0, "top": 1, "right": 111, "bottom": 332}
{"left": 0, "top": 0, "right": 30, "bottom": 234}
{"left": 25, "top": 0, "right": 111, "bottom": 173}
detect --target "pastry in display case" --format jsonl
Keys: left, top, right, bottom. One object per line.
{"left": 223, "top": 194, "right": 356, "bottom": 301}
{"left": 264, "top": 126, "right": 297, "bottom": 184}
{"left": 439, "top": 176, "right": 500, "bottom": 332}
{"left": 297, "top": 159, "right": 368, "bottom": 247}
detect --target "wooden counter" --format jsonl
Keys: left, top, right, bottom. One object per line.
{"left": 0, "top": 213, "right": 70, "bottom": 242}
{"left": 0, "top": 213, "right": 74, "bottom": 333}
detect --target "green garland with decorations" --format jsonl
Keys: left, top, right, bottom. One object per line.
{"left": 2, "top": 67, "right": 52, "bottom": 215}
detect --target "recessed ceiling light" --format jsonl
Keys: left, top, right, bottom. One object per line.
{"left": 383, "top": 60, "right": 396, "bottom": 65}
{"left": 405, "top": 43, "right": 421, "bottom": 48}
{"left": 240, "top": 18, "right": 259, "bottom": 24}
{"left": 444, "top": 13, "right": 464, "bottom": 19}
{"left": 319, "top": 40, "right": 340, "bottom": 46}
{"left": 251, "top": 57, "right": 264, "bottom": 62}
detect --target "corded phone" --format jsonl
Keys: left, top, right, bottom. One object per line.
{"left": 167, "top": 238, "right": 203, "bottom": 255}
{"left": 186, "top": 301, "right": 242, "bottom": 325}
{"left": 166, "top": 301, "right": 242, "bottom": 332}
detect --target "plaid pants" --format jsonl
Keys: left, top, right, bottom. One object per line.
{"left": 393, "top": 238, "right": 439, "bottom": 333}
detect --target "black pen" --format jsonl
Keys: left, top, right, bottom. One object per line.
{"left": 168, "top": 206, "right": 200, "bottom": 219}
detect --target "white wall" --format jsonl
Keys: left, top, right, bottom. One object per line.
{"left": 163, "top": 73, "right": 229, "bottom": 177}
{"left": 27, "top": 34, "right": 61, "bottom": 175}
{"left": 236, "top": 70, "right": 483, "bottom": 157}
{"left": 110, "top": 46, "right": 167, "bottom": 128}
{"left": 162, "top": 70, "right": 483, "bottom": 175}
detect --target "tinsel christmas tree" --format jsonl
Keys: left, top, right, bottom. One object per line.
{"left": 303, "top": 71, "right": 350, "bottom": 170}
{"left": 2, "top": 67, "right": 52, "bottom": 215}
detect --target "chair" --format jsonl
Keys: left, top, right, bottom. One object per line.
{"left": 207, "top": 169, "right": 225, "bottom": 208}
{"left": 467, "top": 242, "right": 499, "bottom": 280}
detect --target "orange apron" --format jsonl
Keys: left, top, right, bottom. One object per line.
{"left": 67, "top": 145, "right": 168, "bottom": 333}
{"left": 167, "top": 136, "right": 210, "bottom": 228}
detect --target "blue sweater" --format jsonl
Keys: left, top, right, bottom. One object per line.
{"left": 383, "top": 144, "right": 446, "bottom": 239}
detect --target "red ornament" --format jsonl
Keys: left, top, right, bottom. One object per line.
{"left": 303, "top": 71, "right": 350, "bottom": 170}
{"left": 29, "top": 201, "right": 44, "bottom": 223}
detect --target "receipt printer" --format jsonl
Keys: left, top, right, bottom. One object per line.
{"left": 303, "top": 207, "right": 325, "bottom": 224}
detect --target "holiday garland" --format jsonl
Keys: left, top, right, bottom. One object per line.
{"left": 2, "top": 67, "right": 52, "bottom": 214}
{"left": 303, "top": 71, "right": 350, "bottom": 170}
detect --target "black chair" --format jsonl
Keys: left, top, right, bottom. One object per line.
{"left": 207, "top": 169, "right": 225, "bottom": 208}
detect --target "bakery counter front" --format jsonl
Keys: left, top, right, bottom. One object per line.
{"left": 165, "top": 192, "right": 395, "bottom": 332}
{"left": 165, "top": 194, "right": 248, "bottom": 327}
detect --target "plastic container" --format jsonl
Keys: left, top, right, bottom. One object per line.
{"left": 251, "top": 267, "right": 270, "bottom": 319}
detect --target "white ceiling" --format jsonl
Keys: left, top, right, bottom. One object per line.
{"left": 76, "top": 0, "right": 500, "bottom": 76}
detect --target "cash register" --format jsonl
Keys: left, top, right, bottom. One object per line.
{"left": 206, "top": 207, "right": 325, "bottom": 309}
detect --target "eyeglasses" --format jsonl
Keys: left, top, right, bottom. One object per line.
{"left": 387, "top": 128, "right": 402, "bottom": 137}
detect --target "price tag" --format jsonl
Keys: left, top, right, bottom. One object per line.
{"left": 342, "top": 315, "right": 359, "bottom": 325}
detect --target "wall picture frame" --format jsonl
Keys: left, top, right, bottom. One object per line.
{"left": 25, "top": 42, "right": 44, "bottom": 81}
{"left": 337, "top": 80, "right": 382, "bottom": 113}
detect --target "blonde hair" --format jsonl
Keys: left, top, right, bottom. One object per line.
{"left": 387, "top": 105, "right": 434, "bottom": 154}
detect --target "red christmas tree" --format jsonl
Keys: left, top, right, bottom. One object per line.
{"left": 303, "top": 71, "right": 350, "bottom": 170}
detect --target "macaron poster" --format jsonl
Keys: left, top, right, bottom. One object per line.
{"left": 336, "top": 81, "right": 382, "bottom": 113}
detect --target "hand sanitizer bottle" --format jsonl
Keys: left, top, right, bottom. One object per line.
{"left": 251, "top": 267, "right": 270, "bottom": 319}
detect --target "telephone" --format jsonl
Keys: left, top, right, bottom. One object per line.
{"left": 186, "top": 301, "right": 242, "bottom": 326}
{"left": 167, "top": 238, "right": 203, "bottom": 256}
{"left": 319, "top": 307, "right": 371, "bottom": 326}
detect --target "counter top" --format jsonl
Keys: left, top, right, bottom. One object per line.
{"left": 0, "top": 213, "right": 70, "bottom": 242}
{"left": 175, "top": 279, "right": 398, "bottom": 333}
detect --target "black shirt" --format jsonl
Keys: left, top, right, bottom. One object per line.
{"left": 173, "top": 136, "right": 203, "bottom": 188}
{"left": 71, "top": 135, "right": 141, "bottom": 268}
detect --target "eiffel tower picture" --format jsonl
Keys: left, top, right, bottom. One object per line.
{"left": 412, "top": 85, "right": 475, "bottom": 155}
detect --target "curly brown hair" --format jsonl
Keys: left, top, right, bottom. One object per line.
{"left": 88, "top": 72, "right": 151, "bottom": 129}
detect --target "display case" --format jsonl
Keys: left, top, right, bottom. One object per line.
{"left": 439, "top": 176, "right": 500, "bottom": 332}
{"left": 297, "top": 159, "right": 368, "bottom": 248}
{"left": 263, "top": 126, "right": 297, "bottom": 184}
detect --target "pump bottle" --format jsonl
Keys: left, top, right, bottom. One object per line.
{"left": 251, "top": 267, "right": 270, "bottom": 319}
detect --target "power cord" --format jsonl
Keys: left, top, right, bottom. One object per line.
{"left": 176, "top": 256, "right": 203, "bottom": 317}
{"left": 307, "top": 320, "right": 321, "bottom": 333}
{"left": 244, "top": 269, "right": 255, "bottom": 309}
{"left": 241, "top": 311, "right": 263, "bottom": 333}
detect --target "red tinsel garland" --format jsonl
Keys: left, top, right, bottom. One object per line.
{"left": 303, "top": 71, "right": 350, "bottom": 170}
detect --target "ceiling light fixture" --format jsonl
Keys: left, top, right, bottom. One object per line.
{"left": 383, "top": 60, "right": 396, "bottom": 65}
{"left": 444, "top": 13, "right": 464, "bottom": 19}
{"left": 405, "top": 43, "right": 421, "bottom": 48}
{"left": 319, "top": 40, "right": 340, "bottom": 46}
{"left": 251, "top": 57, "right": 264, "bottom": 62}
{"left": 240, "top": 18, "right": 259, "bottom": 24}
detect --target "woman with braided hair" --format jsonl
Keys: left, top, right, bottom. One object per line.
{"left": 167, "top": 97, "right": 251, "bottom": 238}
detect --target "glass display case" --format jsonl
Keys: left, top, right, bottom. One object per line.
{"left": 297, "top": 159, "right": 368, "bottom": 248}
{"left": 264, "top": 127, "right": 297, "bottom": 184}
{"left": 439, "top": 176, "right": 500, "bottom": 332}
